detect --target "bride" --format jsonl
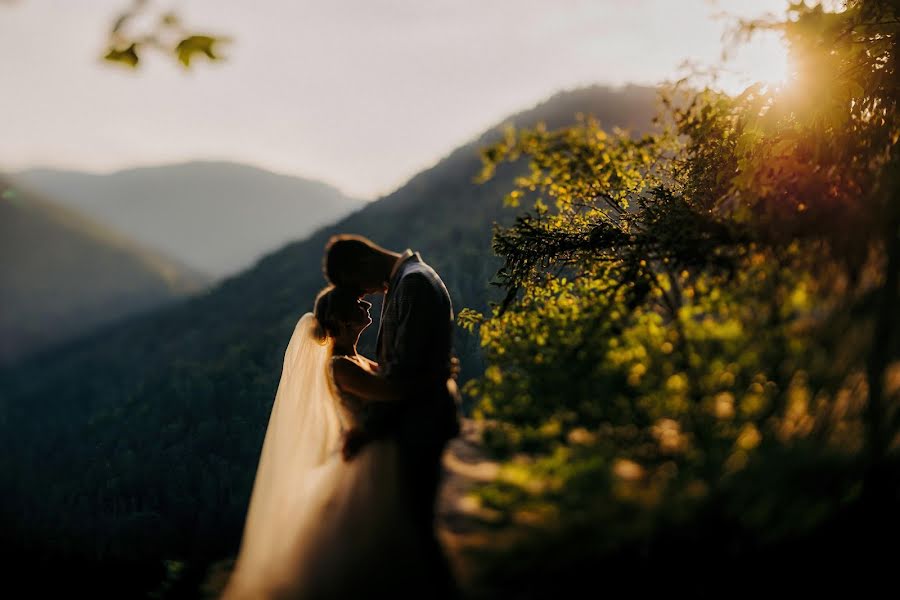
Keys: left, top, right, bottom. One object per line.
{"left": 222, "top": 286, "right": 425, "bottom": 599}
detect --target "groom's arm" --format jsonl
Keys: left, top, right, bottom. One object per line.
{"left": 359, "top": 356, "right": 380, "bottom": 372}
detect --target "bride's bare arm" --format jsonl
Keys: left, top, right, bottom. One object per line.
{"left": 332, "top": 356, "right": 400, "bottom": 403}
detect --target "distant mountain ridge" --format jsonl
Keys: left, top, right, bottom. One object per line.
{"left": 0, "top": 177, "right": 207, "bottom": 366}
{"left": 14, "top": 161, "right": 363, "bottom": 278}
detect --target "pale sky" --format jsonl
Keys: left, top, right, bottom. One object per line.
{"left": 0, "top": 0, "right": 790, "bottom": 199}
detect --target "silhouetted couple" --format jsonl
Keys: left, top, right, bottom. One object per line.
{"left": 223, "top": 235, "right": 461, "bottom": 599}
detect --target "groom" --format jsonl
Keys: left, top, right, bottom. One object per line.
{"left": 323, "top": 234, "right": 461, "bottom": 590}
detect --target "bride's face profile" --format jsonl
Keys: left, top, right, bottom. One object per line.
{"left": 337, "top": 294, "right": 373, "bottom": 331}
{"left": 314, "top": 287, "right": 372, "bottom": 344}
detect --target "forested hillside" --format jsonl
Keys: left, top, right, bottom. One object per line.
{"left": 0, "top": 85, "right": 659, "bottom": 596}
{"left": 0, "top": 177, "right": 206, "bottom": 366}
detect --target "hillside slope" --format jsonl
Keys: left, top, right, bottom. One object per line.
{"left": 15, "top": 161, "right": 363, "bottom": 278}
{"left": 0, "top": 178, "right": 206, "bottom": 365}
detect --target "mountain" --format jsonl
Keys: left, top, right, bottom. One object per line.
{"left": 0, "top": 85, "right": 660, "bottom": 596}
{"left": 13, "top": 162, "right": 363, "bottom": 278}
{"left": 0, "top": 177, "right": 207, "bottom": 366}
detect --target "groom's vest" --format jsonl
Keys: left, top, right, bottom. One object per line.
{"left": 372, "top": 251, "right": 460, "bottom": 446}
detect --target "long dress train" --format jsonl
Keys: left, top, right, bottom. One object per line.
{"left": 222, "top": 314, "right": 422, "bottom": 599}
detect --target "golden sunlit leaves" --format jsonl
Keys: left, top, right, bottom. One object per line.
{"left": 464, "top": 2, "right": 898, "bottom": 563}
{"left": 612, "top": 458, "right": 644, "bottom": 481}
{"left": 714, "top": 392, "right": 736, "bottom": 419}
{"left": 456, "top": 308, "right": 484, "bottom": 333}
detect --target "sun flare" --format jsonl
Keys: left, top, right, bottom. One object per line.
{"left": 719, "top": 29, "right": 793, "bottom": 95}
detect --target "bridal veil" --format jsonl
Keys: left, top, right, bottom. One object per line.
{"left": 223, "top": 313, "right": 346, "bottom": 598}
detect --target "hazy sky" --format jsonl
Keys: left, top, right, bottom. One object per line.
{"left": 0, "top": 0, "right": 791, "bottom": 198}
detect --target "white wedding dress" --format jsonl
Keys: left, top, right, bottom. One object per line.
{"left": 222, "top": 313, "right": 421, "bottom": 599}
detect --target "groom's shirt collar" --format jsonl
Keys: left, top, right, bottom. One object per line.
{"left": 388, "top": 249, "right": 416, "bottom": 284}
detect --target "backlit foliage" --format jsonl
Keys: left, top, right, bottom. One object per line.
{"left": 465, "top": 3, "right": 900, "bottom": 587}
{"left": 103, "top": 0, "right": 228, "bottom": 69}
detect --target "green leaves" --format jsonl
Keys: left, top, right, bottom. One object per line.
{"left": 104, "top": 36, "right": 228, "bottom": 70}
{"left": 466, "top": 0, "right": 900, "bottom": 554}
{"left": 104, "top": 43, "right": 139, "bottom": 68}
{"left": 103, "top": 4, "right": 228, "bottom": 70}
{"left": 457, "top": 308, "right": 484, "bottom": 334}
{"left": 175, "top": 35, "right": 224, "bottom": 68}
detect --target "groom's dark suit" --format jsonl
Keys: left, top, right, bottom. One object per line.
{"left": 365, "top": 249, "right": 460, "bottom": 595}
{"left": 375, "top": 250, "right": 460, "bottom": 447}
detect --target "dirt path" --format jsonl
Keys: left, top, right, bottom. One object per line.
{"left": 436, "top": 418, "right": 505, "bottom": 588}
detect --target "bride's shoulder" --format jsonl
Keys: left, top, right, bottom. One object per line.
{"left": 329, "top": 356, "right": 356, "bottom": 389}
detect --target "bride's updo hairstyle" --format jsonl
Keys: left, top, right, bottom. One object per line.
{"left": 313, "top": 286, "right": 339, "bottom": 342}
{"left": 313, "top": 285, "right": 361, "bottom": 341}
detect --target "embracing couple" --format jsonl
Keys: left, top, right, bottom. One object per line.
{"left": 222, "top": 235, "right": 462, "bottom": 599}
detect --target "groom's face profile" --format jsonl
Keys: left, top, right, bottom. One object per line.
{"left": 324, "top": 235, "right": 394, "bottom": 294}
{"left": 346, "top": 258, "right": 388, "bottom": 295}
